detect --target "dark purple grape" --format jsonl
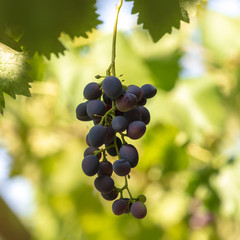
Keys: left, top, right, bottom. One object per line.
{"left": 84, "top": 146, "right": 101, "bottom": 160}
{"left": 139, "top": 106, "right": 150, "bottom": 125}
{"left": 130, "top": 201, "right": 147, "bottom": 219}
{"left": 102, "top": 76, "right": 123, "bottom": 99}
{"left": 86, "top": 134, "right": 91, "bottom": 146}
{"left": 76, "top": 102, "right": 91, "bottom": 121}
{"left": 137, "top": 97, "right": 147, "bottom": 106}
{"left": 123, "top": 107, "right": 141, "bottom": 123}
{"left": 93, "top": 117, "right": 102, "bottom": 125}
{"left": 98, "top": 161, "right": 113, "bottom": 176}
{"left": 112, "top": 199, "right": 129, "bottom": 215}
{"left": 119, "top": 144, "right": 139, "bottom": 168}
{"left": 127, "top": 121, "right": 146, "bottom": 139}
{"left": 101, "top": 189, "right": 118, "bottom": 201}
{"left": 127, "top": 85, "right": 143, "bottom": 102}
{"left": 94, "top": 175, "right": 115, "bottom": 194}
{"left": 82, "top": 155, "right": 99, "bottom": 176}
{"left": 106, "top": 137, "right": 122, "bottom": 156}
{"left": 83, "top": 82, "right": 102, "bottom": 100}
{"left": 103, "top": 93, "right": 112, "bottom": 105}
{"left": 87, "top": 100, "right": 106, "bottom": 119}
{"left": 111, "top": 116, "right": 128, "bottom": 132}
{"left": 104, "top": 126, "right": 115, "bottom": 145}
{"left": 116, "top": 92, "right": 137, "bottom": 112}
{"left": 113, "top": 159, "right": 131, "bottom": 176}
{"left": 88, "top": 125, "right": 107, "bottom": 147}
{"left": 115, "top": 109, "right": 124, "bottom": 116}
{"left": 141, "top": 84, "right": 157, "bottom": 99}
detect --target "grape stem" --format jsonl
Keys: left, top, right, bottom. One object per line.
{"left": 94, "top": 144, "right": 115, "bottom": 156}
{"left": 119, "top": 132, "right": 127, "bottom": 144}
{"left": 99, "top": 106, "right": 116, "bottom": 125}
{"left": 106, "top": 0, "right": 123, "bottom": 76}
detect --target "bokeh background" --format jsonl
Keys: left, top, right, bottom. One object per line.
{"left": 1, "top": 0, "right": 240, "bottom": 239}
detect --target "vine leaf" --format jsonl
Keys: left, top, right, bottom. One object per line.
{"left": 144, "top": 50, "right": 183, "bottom": 91}
{"left": 126, "top": 0, "right": 191, "bottom": 42}
{"left": 0, "top": 43, "right": 31, "bottom": 114}
{"left": 0, "top": 0, "right": 101, "bottom": 58}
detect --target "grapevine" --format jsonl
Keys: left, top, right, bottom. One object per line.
{"left": 76, "top": 0, "right": 157, "bottom": 219}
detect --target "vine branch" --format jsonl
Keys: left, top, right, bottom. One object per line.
{"left": 106, "top": 0, "right": 123, "bottom": 76}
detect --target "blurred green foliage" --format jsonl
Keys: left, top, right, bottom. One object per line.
{"left": 1, "top": 5, "right": 240, "bottom": 240}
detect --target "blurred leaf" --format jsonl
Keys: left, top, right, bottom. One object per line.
{"left": 200, "top": 11, "right": 240, "bottom": 62}
{"left": 204, "top": 184, "right": 221, "bottom": 213}
{"left": 0, "top": 0, "right": 101, "bottom": 58}
{"left": 170, "top": 77, "right": 226, "bottom": 142}
{"left": 126, "top": 0, "right": 189, "bottom": 42}
{"left": 27, "top": 53, "right": 46, "bottom": 82}
{"left": 186, "top": 166, "right": 218, "bottom": 196}
{"left": 0, "top": 43, "right": 31, "bottom": 113}
{"left": 144, "top": 50, "right": 182, "bottom": 91}
{"left": 181, "top": 0, "right": 204, "bottom": 9}
{"left": 141, "top": 124, "right": 189, "bottom": 172}
{"left": 0, "top": 32, "right": 21, "bottom": 52}
{"left": 163, "top": 143, "right": 189, "bottom": 173}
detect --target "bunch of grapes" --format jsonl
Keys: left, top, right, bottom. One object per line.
{"left": 76, "top": 75, "right": 157, "bottom": 219}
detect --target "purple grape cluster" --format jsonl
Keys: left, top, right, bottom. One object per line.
{"left": 76, "top": 75, "right": 157, "bottom": 219}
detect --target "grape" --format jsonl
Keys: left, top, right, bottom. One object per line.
{"left": 137, "top": 195, "right": 147, "bottom": 203}
{"left": 87, "top": 100, "right": 106, "bottom": 119}
{"left": 93, "top": 117, "right": 102, "bottom": 125}
{"left": 94, "top": 175, "right": 115, "bottom": 194}
{"left": 130, "top": 201, "right": 147, "bottom": 219}
{"left": 82, "top": 155, "right": 99, "bottom": 176}
{"left": 105, "top": 104, "right": 112, "bottom": 111}
{"left": 139, "top": 106, "right": 150, "bottom": 125}
{"left": 127, "top": 121, "right": 146, "bottom": 139}
{"left": 84, "top": 146, "right": 101, "bottom": 160}
{"left": 116, "top": 92, "right": 137, "bottom": 112}
{"left": 141, "top": 84, "right": 157, "bottom": 99}
{"left": 123, "top": 107, "right": 141, "bottom": 123}
{"left": 112, "top": 199, "right": 129, "bottom": 215}
{"left": 111, "top": 116, "right": 128, "bottom": 132}
{"left": 76, "top": 102, "right": 91, "bottom": 121}
{"left": 119, "top": 144, "right": 139, "bottom": 168}
{"left": 88, "top": 125, "right": 107, "bottom": 147}
{"left": 103, "top": 93, "right": 112, "bottom": 105}
{"left": 106, "top": 137, "right": 122, "bottom": 156}
{"left": 127, "top": 85, "right": 143, "bottom": 102}
{"left": 98, "top": 161, "right": 113, "bottom": 177}
{"left": 137, "top": 97, "right": 147, "bottom": 106}
{"left": 115, "top": 109, "right": 124, "bottom": 116}
{"left": 113, "top": 159, "right": 131, "bottom": 176}
{"left": 104, "top": 126, "right": 115, "bottom": 145}
{"left": 102, "top": 76, "right": 123, "bottom": 99}
{"left": 83, "top": 82, "right": 102, "bottom": 100}
{"left": 86, "top": 134, "right": 91, "bottom": 146}
{"left": 101, "top": 189, "right": 118, "bottom": 201}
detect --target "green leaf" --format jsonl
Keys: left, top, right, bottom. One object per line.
{"left": 0, "top": 32, "right": 21, "bottom": 52}
{"left": 144, "top": 50, "right": 182, "bottom": 91}
{"left": 181, "top": 0, "right": 203, "bottom": 8}
{"left": 27, "top": 53, "right": 46, "bottom": 82}
{"left": 140, "top": 124, "right": 189, "bottom": 172}
{"left": 126, "top": 0, "right": 189, "bottom": 42}
{"left": 0, "top": 43, "right": 31, "bottom": 113}
{"left": 0, "top": 0, "right": 101, "bottom": 58}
